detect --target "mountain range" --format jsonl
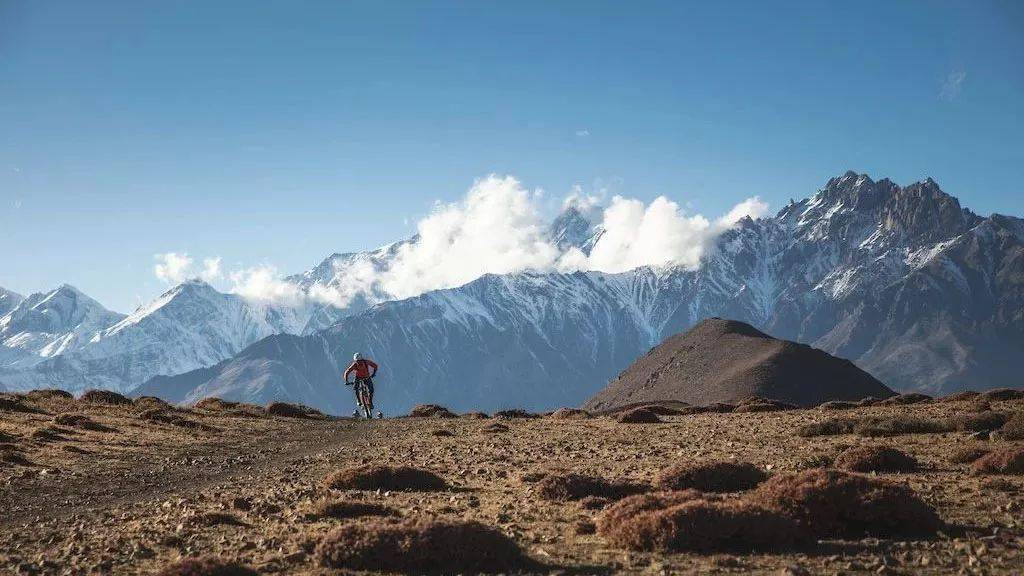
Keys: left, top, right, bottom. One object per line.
{"left": 4, "top": 171, "right": 1022, "bottom": 412}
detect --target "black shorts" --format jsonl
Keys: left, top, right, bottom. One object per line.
{"left": 354, "top": 377, "right": 374, "bottom": 396}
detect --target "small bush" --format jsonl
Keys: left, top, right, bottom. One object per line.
{"left": 879, "top": 393, "right": 932, "bottom": 406}
{"left": 734, "top": 401, "right": 793, "bottom": 413}
{"left": 0, "top": 396, "right": 43, "bottom": 414}
{"left": 79, "top": 389, "right": 131, "bottom": 405}
{"left": 324, "top": 464, "right": 447, "bottom": 491}
{"left": 194, "top": 397, "right": 238, "bottom": 411}
{"left": 705, "top": 402, "right": 737, "bottom": 413}
{"left": 748, "top": 469, "right": 941, "bottom": 538}
{"left": 856, "top": 396, "right": 882, "bottom": 407}
{"left": 133, "top": 396, "right": 171, "bottom": 410}
{"left": 940, "top": 391, "right": 980, "bottom": 402}
{"left": 579, "top": 496, "right": 610, "bottom": 510}
{"left": 818, "top": 401, "right": 858, "bottom": 411}
{"left": 307, "top": 500, "right": 396, "bottom": 520}
{"left": 494, "top": 409, "right": 537, "bottom": 419}
{"left": 30, "top": 427, "right": 68, "bottom": 442}
{"left": 1, "top": 446, "right": 33, "bottom": 466}
{"left": 949, "top": 446, "right": 991, "bottom": 464}
{"left": 536, "top": 472, "right": 647, "bottom": 501}
{"left": 945, "top": 411, "right": 1009, "bottom": 432}
{"left": 853, "top": 416, "right": 950, "bottom": 437}
{"left": 431, "top": 429, "right": 454, "bottom": 437}
{"left": 156, "top": 556, "right": 257, "bottom": 576}
{"left": 138, "top": 408, "right": 216, "bottom": 431}
{"left": 834, "top": 446, "right": 919, "bottom": 473}
{"left": 25, "top": 389, "right": 74, "bottom": 401}
{"left": 981, "top": 388, "right": 1024, "bottom": 402}
{"left": 409, "top": 404, "right": 456, "bottom": 418}
{"left": 265, "top": 402, "right": 324, "bottom": 419}
{"left": 970, "top": 447, "right": 1024, "bottom": 475}
{"left": 481, "top": 422, "right": 509, "bottom": 434}
{"left": 549, "top": 408, "right": 591, "bottom": 419}
{"left": 463, "top": 411, "right": 490, "bottom": 419}
{"left": 1000, "top": 412, "right": 1024, "bottom": 440}
{"left": 597, "top": 491, "right": 808, "bottom": 552}
{"left": 656, "top": 461, "right": 768, "bottom": 492}
{"left": 315, "top": 518, "right": 532, "bottom": 572}
{"left": 53, "top": 413, "right": 115, "bottom": 432}
{"left": 616, "top": 408, "right": 662, "bottom": 424}
{"left": 797, "top": 418, "right": 858, "bottom": 437}
{"left": 190, "top": 512, "right": 246, "bottom": 527}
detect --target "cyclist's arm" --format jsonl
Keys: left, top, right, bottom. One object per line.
{"left": 343, "top": 363, "right": 356, "bottom": 382}
{"left": 366, "top": 359, "right": 378, "bottom": 377}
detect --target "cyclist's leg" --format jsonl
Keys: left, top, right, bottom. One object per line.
{"left": 366, "top": 378, "right": 375, "bottom": 410}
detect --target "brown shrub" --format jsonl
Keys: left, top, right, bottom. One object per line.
{"left": 1000, "top": 412, "right": 1024, "bottom": 440}
{"left": 0, "top": 431, "right": 15, "bottom": 443}
{"left": 1, "top": 446, "right": 33, "bottom": 466}
{"left": 265, "top": 402, "right": 324, "bottom": 419}
{"left": 879, "top": 393, "right": 932, "bottom": 406}
{"left": 30, "top": 426, "right": 69, "bottom": 442}
{"left": 133, "top": 396, "right": 171, "bottom": 410}
{"left": 324, "top": 464, "right": 447, "bottom": 491}
{"left": 597, "top": 491, "right": 808, "bottom": 552}
{"left": 190, "top": 512, "right": 246, "bottom": 527}
{"left": 945, "top": 411, "right": 1009, "bottom": 432}
{"left": 139, "top": 408, "right": 216, "bottom": 431}
{"left": 408, "top": 404, "right": 456, "bottom": 418}
{"left": 705, "top": 402, "right": 736, "bottom": 413}
{"left": 0, "top": 396, "right": 43, "bottom": 414}
{"left": 853, "top": 416, "right": 950, "bottom": 437}
{"left": 194, "top": 397, "right": 238, "bottom": 411}
{"left": 25, "top": 389, "right": 74, "bottom": 401}
{"left": 315, "top": 518, "right": 532, "bottom": 572}
{"left": 494, "top": 409, "right": 537, "bottom": 419}
{"left": 536, "top": 472, "right": 647, "bottom": 501}
{"left": 481, "top": 422, "right": 509, "bottom": 433}
{"left": 574, "top": 520, "right": 597, "bottom": 535}
{"left": 616, "top": 408, "right": 663, "bottom": 424}
{"left": 734, "top": 401, "right": 792, "bottom": 413}
{"left": 940, "top": 391, "right": 981, "bottom": 402}
{"left": 307, "top": 500, "right": 396, "bottom": 520}
{"left": 79, "top": 389, "right": 131, "bottom": 405}
{"left": 463, "top": 411, "right": 490, "bottom": 419}
{"left": 156, "top": 556, "right": 257, "bottom": 576}
{"left": 579, "top": 496, "right": 611, "bottom": 510}
{"left": 818, "top": 401, "right": 858, "bottom": 411}
{"left": 856, "top": 396, "right": 882, "bottom": 407}
{"left": 833, "top": 446, "right": 919, "bottom": 473}
{"left": 748, "top": 469, "right": 942, "bottom": 538}
{"left": 970, "top": 447, "right": 1024, "bottom": 475}
{"left": 431, "top": 429, "right": 454, "bottom": 437}
{"left": 656, "top": 461, "right": 768, "bottom": 492}
{"left": 797, "top": 418, "right": 858, "bottom": 437}
{"left": 53, "top": 413, "right": 115, "bottom": 432}
{"left": 549, "top": 408, "right": 591, "bottom": 419}
{"left": 949, "top": 446, "right": 991, "bottom": 464}
{"left": 981, "top": 388, "right": 1024, "bottom": 402}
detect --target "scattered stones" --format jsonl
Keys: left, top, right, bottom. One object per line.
{"left": 324, "top": 464, "right": 448, "bottom": 491}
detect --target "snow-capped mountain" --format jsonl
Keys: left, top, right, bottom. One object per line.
{"left": 0, "top": 284, "right": 125, "bottom": 368}
{"left": 136, "top": 172, "right": 1024, "bottom": 413}
{"left": 0, "top": 280, "right": 307, "bottom": 393}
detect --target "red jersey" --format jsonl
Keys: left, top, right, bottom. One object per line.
{"left": 344, "top": 358, "right": 378, "bottom": 380}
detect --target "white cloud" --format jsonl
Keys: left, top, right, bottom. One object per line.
{"left": 229, "top": 265, "right": 304, "bottom": 306}
{"left": 154, "top": 252, "right": 194, "bottom": 284}
{"left": 200, "top": 257, "right": 222, "bottom": 282}
{"left": 716, "top": 196, "right": 769, "bottom": 228}
{"left": 940, "top": 68, "right": 967, "bottom": 101}
{"left": 575, "top": 129, "right": 590, "bottom": 137}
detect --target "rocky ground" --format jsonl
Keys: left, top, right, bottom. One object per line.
{"left": 1, "top": 390, "right": 1023, "bottom": 575}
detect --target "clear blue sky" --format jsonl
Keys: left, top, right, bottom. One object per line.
{"left": 1, "top": 1, "right": 1022, "bottom": 312}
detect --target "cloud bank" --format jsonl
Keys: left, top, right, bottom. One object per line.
{"left": 154, "top": 175, "right": 769, "bottom": 308}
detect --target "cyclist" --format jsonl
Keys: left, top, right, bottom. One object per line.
{"left": 344, "top": 353, "right": 379, "bottom": 415}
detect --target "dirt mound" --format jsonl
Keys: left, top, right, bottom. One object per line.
{"left": 536, "top": 472, "right": 647, "bottom": 501}
{"left": 801, "top": 416, "right": 951, "bottom": 437}
{"left": 949, "top": 446, "right": 991, "bottom": 464}
{"left": 1000, "top": 412, "right": 1024, "bottom": 440}
{"left": 53, "top": 413, "right": 115, "bottom": 432}
{"left": 481, "top": 422, "right": 509, "bottom": 433}
{"left": 616, "top": 408, "right": 663, "bottom": 423}
{"left": 940, "top": 391, "right": 981, "bottom": 402}
{"left": 307, "top": 500, "right": 396, "bottom": 520}
{"left": 25, "top": 389, "right": 74, "bottom": 401}
{"left": 834, "top": 446, "right": 919, "bottom": 473}
{"left": 797, "top": 418, "right": 859, "bottom": 437}
{"left": 970, "top": 448, "right": 1024, "bottom": 475}
{"left": 946, "top": 411, "right": 1010, "bottom": 432}
{"left": 494, "top": 409, "right": 537, "bottom": 419}
{"left": 324, "top": 465, "right": 447, "bottom": 491}
{"left": 597, "top": 491, "right": 808, "bottom": 552}
{"left": 981, "top": 388, "right": 1024, "bottom": 401}
{"left": 408, "top": 404, "right": 456, "bottom": 418}
{"left": 818, "top": 400, "right": 858, "bottom": 410}
{"left": 194, "top": 397, "right": 238, "bottom": 411}
{"left": 655, "top": 461, "right": 768, "bottom": 492}
{"left": 584, "top": 318, "right": 893, "bottom": 411}
{"left": 156, "top": 556, "right": 257, "bottom": 576}
{"left": 79, "top": 389, "right": 131, "bottom": 405}
{"left": 879, "top": 393, "right": 932, "bottom": 406}
{"left": 735, "top": 398, "right": 797, "bottom": 413}
{"left": 315, "top": 518, "right": 532, "bottom": 572}
{"left": 549, "top": 408, "right": 591, "bottom": 419}
{"left": 748, "top": 469, "right": 941, "bottom": 538}
{"left": 133, "top": 395, "right": 171, "bottom": 410}
{"left": 0, "top": 395, "right": 44, "bottom": 414}
{"left": 139, "top": 408, "right": 214, "bottom": 431}
{"left": 264, "top": 402, "right": 324, "bottom": 419}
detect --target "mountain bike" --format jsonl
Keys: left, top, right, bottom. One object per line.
{"left": 349, "top": 378, "right": 382, "bottom": 419}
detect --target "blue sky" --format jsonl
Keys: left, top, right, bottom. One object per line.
{"left": 1, "top": 1, "right": 1022, "bottom": 312}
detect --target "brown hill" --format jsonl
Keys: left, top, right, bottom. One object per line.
{"left": 584, "top": 318, "right": 894, "bottom": 411}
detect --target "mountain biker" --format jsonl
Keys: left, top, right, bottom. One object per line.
{"left": 344, "top": 353, "right": 378, "bottom": 413}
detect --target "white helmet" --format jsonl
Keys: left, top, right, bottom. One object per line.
{"left": 353, "top": 352, "right": 362, "bottom": 361}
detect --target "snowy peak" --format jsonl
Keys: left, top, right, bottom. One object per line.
{"left": 880, "top": 178, "right": 981, "bottom": 244}
{"left": 0, "top": 287, "right": 23, "bottom": 318}
{"left": 2, "top": 284, "right": 121, "bottom": 337}
{"left": 549, "top": 204, "right": 603, "bottom": 254}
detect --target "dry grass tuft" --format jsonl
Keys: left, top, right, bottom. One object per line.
{"left": 481, "top": 422, "right": 509, "bottom": 434}
{"left": 139, "top": 408, "right": 216, "bottom": 431}
{"left": 549, "top": 408, "right": 591, "bottom": 419}
{"left": 970, "top": 447, "right": 1024, "bottom": 475}
{"left": 945, "top": 411, "right": 1009, "bottom": 432}
{"left": 818, "top": 401, "right": 858, "bottom": 411}
{"left": 190, "top": 512, "right": 246, "bottom": 527}
{"left": 536, "top": 472, "right": 647, "bottom": 501}
{"left": 30, "top": 426, "right": 69, "bottom": 443}
{"left": 735, "top": 397, "right": 797, "bottom": 413}
{"left": 748, "top": 468, "right": 941, "bottom": 538}
{"left": 25, "top": 389, "right": 74, "bottom": 401}
{"left": 616, "top": 408, "right": 663, "bottom": 424}
{"left": 655, "top": 461, "right": 768, "bottom": 492}
{"left": 431, "top": 429, "right": 454, "bottom": 437}
{"left": 833, "top": 446, "right": 919, "bottom": 473}
{"left": 1, "top": 446, "right": 33, "bottom": 466}
{"left": 194, "top": 397, "right": 238, "bottom": 411}
{"left": 494, "top": 408, "right": 538, "bottom": 419}
{"left": 307, "top": 500, "right": 396, "bottom": 520}
{"left": 940, "top": 391, "right": 980, "bottom": 402}
{"left": 852, "top": 416, "right": 950, "bottom": 437}
{"left": 133, "top": 396, "right": 171, "bottom": 410}
{"left": 53, "top": 413, "right": 115, "bottom": 432}
{"left": 315, "top": 518, "right": 532, "bottom": 572}
{"left": 597, "top": 491, "right": 808, "bottom": 552}
{"left": 949, "top": 446, "right": 991, "bottom": 464}
{"left": 981, "top": 388, "right": 1024, "bottom": 402}
{"left": 856, "top": 396, "right": 882, "bottom": 407}
{"left": 155, "top": 556, "right": 257, "bottom": 576}
{"left": 264, "top": 402, "right": 324, "bottom": 419}
{"left": 1000, "top": 412, "right": 1024, "bottom": 440}
{"left": 79, "top": 389, "right": 131, "bottom": 405}
{"left": 462, "top": 411, "right": 490, "bottom": 419}
{"left": 796, "top": 418, "right": 858, "bottom": 437}
{"left": 0, "top": 395, "right": 44, "bottom": 414}
{"left": 409, "top": 404, "right": 456, "bottom": 418}
{"left": 879, "top": 393, "right": 932, "bottom": 406}
{"left": 324, "top": 464, "right": 448, "bottom": 491}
